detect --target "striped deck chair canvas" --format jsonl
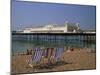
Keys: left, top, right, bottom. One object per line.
{"left": 54, "top": 47, "right": 64, "bottom": 62}
{"left": 32, "top": 48, "right": 43, "bottom": 63}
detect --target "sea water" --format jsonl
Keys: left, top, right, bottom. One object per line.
{"left": 12, "top": 34, "right": 96, "bottom": 54}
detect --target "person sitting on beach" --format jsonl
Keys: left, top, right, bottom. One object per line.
{"left": 30, "top": 49, "right": 32, "bottom": 55}
{"left": 26, "top": 49, "right": 29, "bottom": 55}
{"left": 70, "top": 48, "right": 74, "bottom": 51}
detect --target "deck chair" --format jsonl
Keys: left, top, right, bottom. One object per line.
{"left": 28, "top": 47, "right": 44, "bottom": 68}
{"left": 40, "top": 47, "right": 56, "bottom": 66}
{"left": 54, "top": 47, "right": 64, "bottom": 62}
{"left": 48, "top": 48, "right": 56, "bottom": 64}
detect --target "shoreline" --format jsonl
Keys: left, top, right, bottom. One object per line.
{"left": 12, "top": 47, "right": 96, "bottom": 56}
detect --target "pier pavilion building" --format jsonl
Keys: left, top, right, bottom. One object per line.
{"left": 17, "top": 22, "right": 81, "bottom": 33}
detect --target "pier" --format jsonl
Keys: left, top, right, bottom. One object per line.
{"left": 12, "top": 32, "right": 96, "bottom": 47}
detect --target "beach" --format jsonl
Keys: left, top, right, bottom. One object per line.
{"left": 11, "top": 48, "right": 96, "bottom": 74}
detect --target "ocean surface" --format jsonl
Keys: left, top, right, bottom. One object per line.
{"left": 12, "top": 34, "right": 96, "bottom": 54}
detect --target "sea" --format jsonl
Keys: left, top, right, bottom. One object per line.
{"left": 12, "top": 34, "right": 96, "bottom": 54}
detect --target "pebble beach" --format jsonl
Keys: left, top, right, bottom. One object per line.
{"left": 11, "top": 48, "right": 96, "bottom": 74}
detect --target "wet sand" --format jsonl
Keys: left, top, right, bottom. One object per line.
{"left": 11, "top": 49, "right": 96, "bottom": 74}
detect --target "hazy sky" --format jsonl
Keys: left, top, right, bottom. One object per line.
{"left": 11, "top": 0, "right": 96, "bottom": 30}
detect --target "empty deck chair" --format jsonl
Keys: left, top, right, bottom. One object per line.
{"left": 48, "top": 48, "right": 56, "bottom": 64}
{"left": 40, "top": 48, "right": 52, "bottom": 65}
{"left": 32, "top": 47, "right": 43, "bottom": 63}
{"left": 28, "top": 47, "right": 44, "bottom": 68}
{"left": 41, "top": 47, "right": 56, "bottom": 65}
{"left": 54, "top": 47, "right": 64, "bottom": 62}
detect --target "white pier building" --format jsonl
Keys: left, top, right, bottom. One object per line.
{"left": 17, "top": 21, "right": 80, "bottom": 33}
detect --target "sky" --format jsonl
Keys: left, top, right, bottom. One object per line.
{"left": 11, "top": 0, "right": 96, "bottom": 31}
